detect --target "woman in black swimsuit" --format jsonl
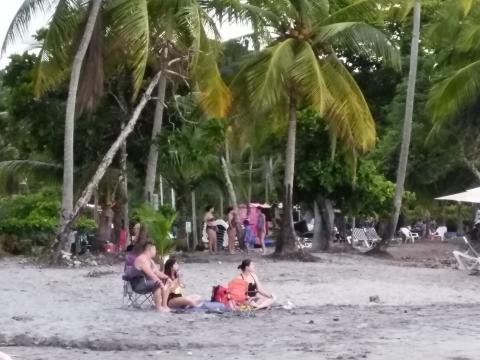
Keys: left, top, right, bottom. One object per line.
{"left": 164, "top": 257, "right": 203, "bottom": 308}
{"left": 204, "top": 205, "right": 217, "bottom": 254}
{"left": 237, "top": 259, "right": 276, "bottom": 310}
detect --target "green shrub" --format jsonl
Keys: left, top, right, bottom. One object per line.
{"left": 136, "top": 205, "right": 177, "bottom": 265}
{"left": 0, "top": 188, "right": 96, "bottom": 254}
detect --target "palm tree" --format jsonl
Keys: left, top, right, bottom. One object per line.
{"left": 2, "top": 0, "right": 152, "bottom": 250}
{"left": 428, "top": 1, "right": 480, "bottom": 125}
{"left": 143, "top": 0, "right": 231, "bottom": 202}
{"left": 232, "top": 0, "right": 400, "bottom": 254}
{"left": 386, "top": 0, "right": 421, "bottom": 242}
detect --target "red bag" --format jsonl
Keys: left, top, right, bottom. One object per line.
{"left": 211, "top": 285, "right": 230, "bottom": 305}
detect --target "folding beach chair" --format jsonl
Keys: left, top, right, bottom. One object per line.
{"left": 348, "top": 228, "right": 379, "bottom": 253}
{"left": 122, "top": 266, "right": 154, "bottom": 309}
{"left": 453, "top": 237, "right": 480, "bottom": 274}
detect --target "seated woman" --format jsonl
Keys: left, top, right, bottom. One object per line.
{"left": 236, "top": 259, "right": 275, "bottom": 310}
{"left": 164, "top": 257, "right": 203, "bottom": 309}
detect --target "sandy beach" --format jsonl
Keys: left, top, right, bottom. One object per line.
{"left": 1, "top": 243, "right": 479, "bottom": 359}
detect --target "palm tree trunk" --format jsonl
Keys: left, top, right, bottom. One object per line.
{"left": 144, "top": 74, "right": 167, "bottom": 202}
{"left": 319, "top": 196, "right": 333, "bottom": 251}
{"left": 277, "top": 93, "right": 298, "bottom": 254}
{"left": 312, "top": 199, "right": 321, "bottom": 251}
{"left": 191, "top": 190, "right": 198, "bottom": 249}
{"left": 386, "top": 0, "right": 421, "bottom": 242}
{"left": 221, "top": 156, "right": 238, "bottom": 209}
{"left": 248, "top": 149, "right": 254, "bottom": 203}
{"left": 52, "top": 71, "right": 164, "bottom": 258}
{"left": 59, "top": 0, "right": 103, "bottom": 250}
{"left": 120, "top": 122, "right": 129, "bottom": 243}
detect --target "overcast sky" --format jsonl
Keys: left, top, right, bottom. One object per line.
{"left": 0, "top": 0, "right": 250, "bottom": 69}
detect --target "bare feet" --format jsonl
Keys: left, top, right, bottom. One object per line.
{"left": 157, "top": 306, "right": 171, "bottom": 313}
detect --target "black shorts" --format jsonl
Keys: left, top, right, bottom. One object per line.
{"left": 130, "top": 277, "right": 161, "bottom": 294}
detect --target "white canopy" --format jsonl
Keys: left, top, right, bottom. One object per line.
{"left": 435, "top": 188, "right": 480, "bottom": 203}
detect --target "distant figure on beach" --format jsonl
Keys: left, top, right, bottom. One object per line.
{"left": 131, "top": 242, "right": 172, "bottom": 312}
{"left": 163, "top": 257, "right": 203, "bottom": 309}
{"left": 204, "top": 205, "right": 217, "bottom": 254}
{"left": 236, "top": 259, "right": 275, "bottom": 310}
{"left": 256, "top": 207, "right": 267, "bottom": 253}
{"left": 243, "top": 220, "right": 256, "bottom": 249}
{"left": 118, "top": 220, "right": 128, "bottom": 252}
{"left": 226, "top": 207, "right": 237, "bottom": 254}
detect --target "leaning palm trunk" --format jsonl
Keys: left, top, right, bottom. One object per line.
{"left": 386, "top": 0, "right": 421, "bottom": 242}
{"left": 52, "top": 71, "right": 164, "bottom": 259}
{"left": 144, "top": 74, "right": 167, "bottom": 202}
{"left": 276, "top": 93, "right": 298, "bottom": 254}
{"left": 59, "top": 0, "right": 103, "bottom": 249}
{"left": 221, "top": 156, "right": 238, "bottom": 209}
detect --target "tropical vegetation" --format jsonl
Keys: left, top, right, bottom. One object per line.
{"left": 1, "top": 0, "right": 480, "bottom": 258}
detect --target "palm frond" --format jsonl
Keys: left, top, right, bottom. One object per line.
{"left": 1, "top": 0, "right": 59, "bottom": 55}
{"left": 326, "top": 0, "right": 398, "bottom": 24}
{"left": 321, "top": 54, "right": 376, "bottom": 154}
{"left": 0, "top": 160, "right": 62, "bottom": 193}
{"left": 428, "top": 60, "right": 480, "bottom": 128}
{"left": 316, "top": 22, "right": 401, "bottom": 70}
{"left": 34, "top": 0, "right": 93, "bottom": 96}
{"left": 289, "top": 41, "right": 331, "bottom": 115}
{"left": 237, "top": 38, "right": 295, "bottom": 112}
{"left": 458, "top": 0, "right": 476, "bottom": 16}
{"left": 106, "top": 0, "right": 149, "bottom": 96}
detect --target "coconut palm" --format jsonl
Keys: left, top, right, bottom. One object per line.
{"left": 143, "top": 0, "right": 231, "bottom": 202}
{"left": 231, "top": 0, "right": 401, "bottom": 254}
{"left": 386, "top": 0, "right": 421, "bottom": 242}
{"left": 1, "top": 0, "right": 152, "bottom": 249}
{"left": 428, "top": 1, "right": 480, "bottom": 125}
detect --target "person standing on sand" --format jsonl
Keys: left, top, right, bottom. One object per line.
{"left": 131, "top": 242, "right": 173, "bottom": 312}
{"left": 226, "top": 207, "right": 237, "bottom": 254}
{"left": 256, "top": 207, "right": 267, "bottom": 253}
{"left": 204, "top": 205, "right": 217, "bottom": 254}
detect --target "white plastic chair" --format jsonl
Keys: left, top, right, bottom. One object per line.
{"left": 432, "top": 226, "right": 448, "bottom": 242}
{"left": 399, "top": 227, "right": 419, "bottom": 244}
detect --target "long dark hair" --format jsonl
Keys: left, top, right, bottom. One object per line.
{"left": 238, "top": 259, "right": 251, "bottom": 271}
{"left": 164, "top": 257, "right": 178, "bottom": 279}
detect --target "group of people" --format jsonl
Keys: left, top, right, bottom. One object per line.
{"left": 125, "top": 242, "right": 275, "bottom": 312}
{"left": 202, "top": 205, "right": 267, "bottom": 254}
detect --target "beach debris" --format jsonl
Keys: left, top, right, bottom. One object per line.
{"left": 357, "top": 323, "right": 368, "bottom": 329}
{"left": 12, "top": 315, "right": 33, "bottom": 322}
{"left": 282, "top": 300, "right": 295, "bottom": 310}
{"left": 86, "top": 269, "right": 115, "bottom": 278}
{"left": 307, "top": 320, "right": 315, "bottom": 324}
{"left": 369, "top": 295, "right": 380, "bottom": 303}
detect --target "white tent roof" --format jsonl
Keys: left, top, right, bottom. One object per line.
{"left": 435, "top": 188, "right": 480, "bottom": 203}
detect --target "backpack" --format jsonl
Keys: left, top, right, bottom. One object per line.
{"left": 211, "top": 285, "right": 230, "bottom": 305}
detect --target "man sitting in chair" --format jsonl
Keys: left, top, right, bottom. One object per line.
{"left": 129, "top": 242, "right": 173, "bottom": 312}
